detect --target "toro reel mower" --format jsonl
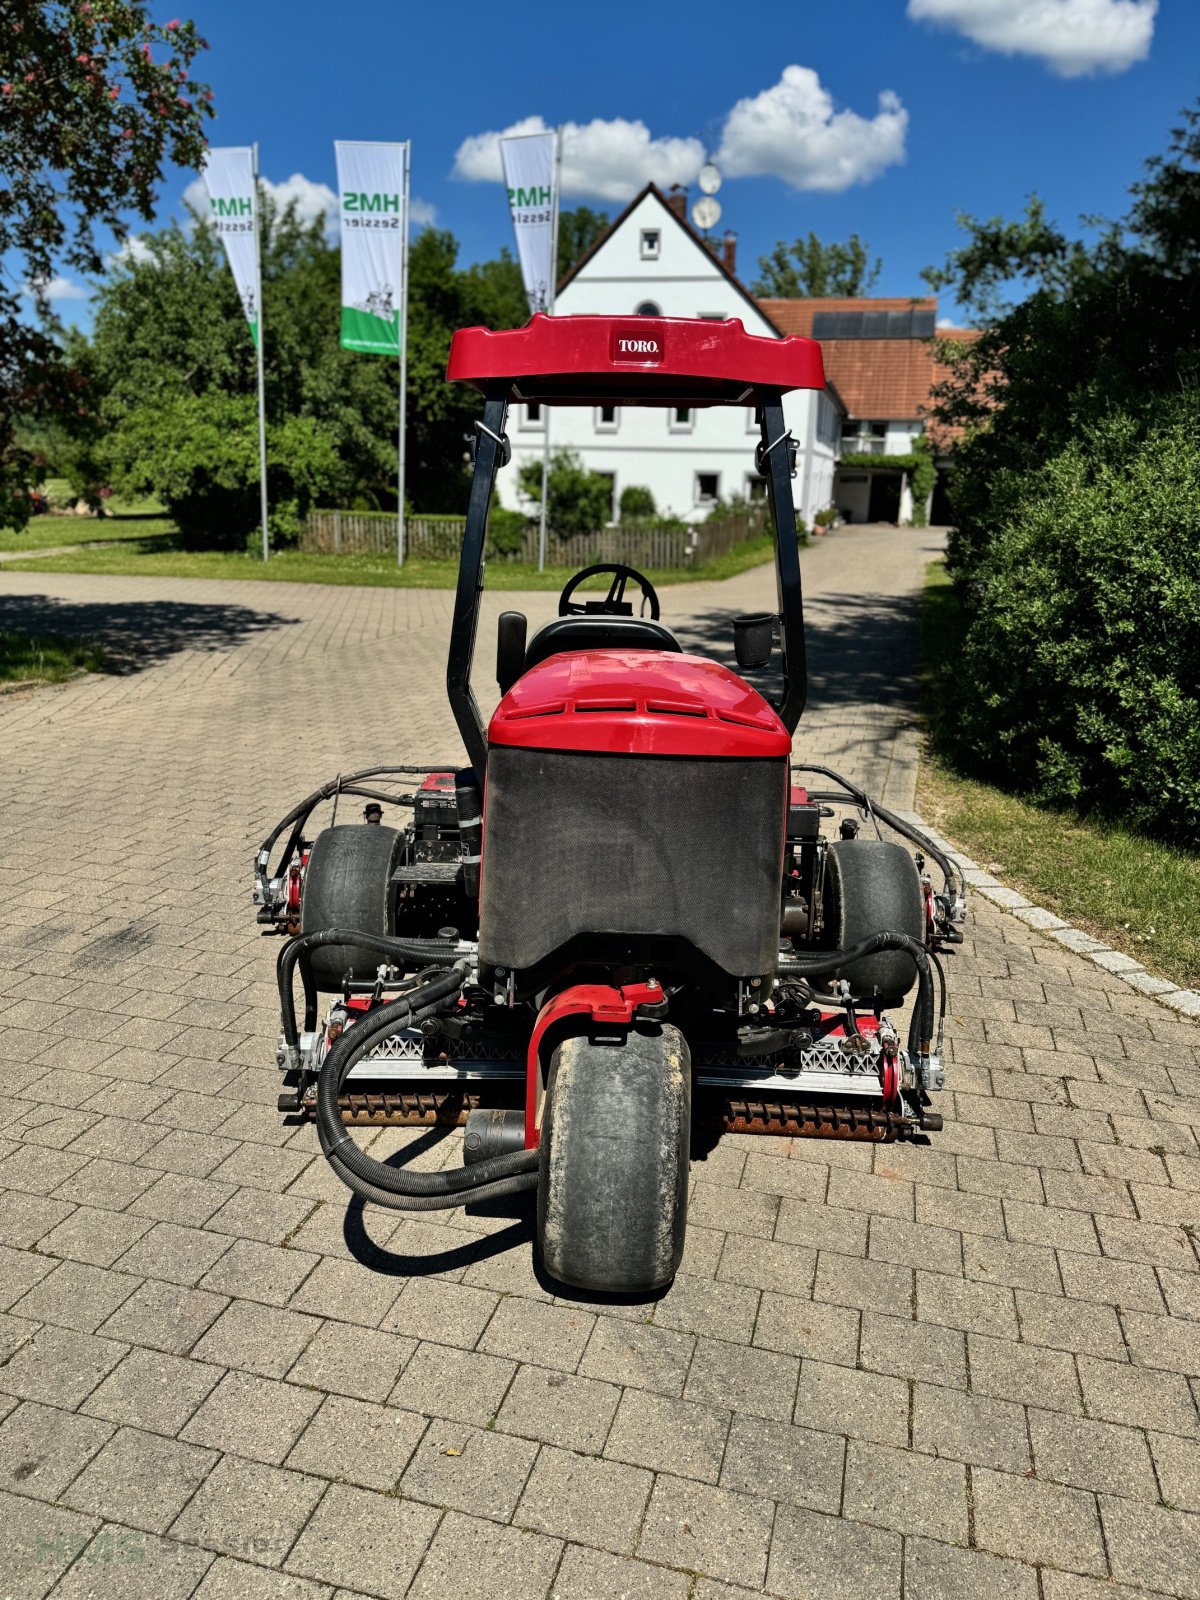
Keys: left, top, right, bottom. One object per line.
{"left": 253, "top": 314, "right": 966, "bottom": 1294}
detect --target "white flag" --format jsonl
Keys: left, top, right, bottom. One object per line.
{"left": 201, "top": 147, "right": 260, "bottom": 346}
{"left": 500, "top": 132, "right": 556, "bottom": 316}
{"left": 336, "top": 142, "right": 407, "bottom": 355}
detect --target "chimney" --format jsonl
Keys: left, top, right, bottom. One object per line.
{"left": 721, "top": 231, "right": 737, "bottom": 276}
{"left": 666, "top": 184, "right": 688, "bottom": 221}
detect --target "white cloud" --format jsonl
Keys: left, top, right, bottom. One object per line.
{"left": 183, "top": 172, "right": 435, "bottom": 231}
{"left": 109, "top": 235, "right": 155, "bottom": 269}
{"left": 410, "top": 197, "right": 437, "bottom": 227}
{"left": 22, "top": 275, "right": 89, "bottom": 303}
{"left": 453, "top": 115, "right": 705, "bottom": 202}
{"left": 907, "top": 0, "right": 1156, "bottom": 76}
{"left": 716, "top": 66, "right": 908, "bottom": 190}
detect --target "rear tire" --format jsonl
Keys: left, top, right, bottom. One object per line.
{"left": 822, "top": 839, "right": 925, "bottom": 1004}
{"left": 300, "top": 825, "right": 404, "bottom": 991}
{"left": 537, "top": 1023, "right": 690, "bottom": 1294}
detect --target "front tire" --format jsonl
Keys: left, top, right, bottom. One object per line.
{"left": 537, "top": 1023, "right": 691, "bottom": 1294}
{"left": 300, "top": 825, "right": 404, "bottom": 991}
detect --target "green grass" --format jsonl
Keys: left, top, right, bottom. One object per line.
{"left": 3, "top": 531, "right": 777, "bottom": 590}
{"left": 0, "top": 512, "right": 177, "bottom": 553}
{"left": 0, "top": 631, "right": 106, "bottom": 686}
{"left": 919, "top": 559, "right": 1200, "bottom": 989}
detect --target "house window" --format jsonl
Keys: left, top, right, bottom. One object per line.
{"left": 635, "top": 300, "right": 661, "bottom": 317}
{"left": 595, "top": 404, "right": 619, "bottom": 433}
{"left": 695, "top": 472, "right": 720, "bottom": 505}
{"left": 639, "top": 229, "right": 660, "bottom": 261}
{"left": 697, "top": 312, "right": 724, "bottom": 321}
{"left": 745, "top": 473, "right": 768, "bottom": 501}
{"left": 520, "top": 403, "right": 544, "bottom": 431}
{"left": 595, "top": 471, "right": 617, "bottom": 523}
{"left": 669, "top": 406, "right": 693, "bottom": 434}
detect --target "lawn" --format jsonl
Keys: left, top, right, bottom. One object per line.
{"left": 0, "top": 512, "right": 176, "bottom": 553}
{"left": 919, "top": 560, "right": 1200, "bottom": 989}
{"left": 0, "top": 631, "right": 106, "bottom": 687}
{"left": 2, "top": 531, "right": 778, "bottom": 590}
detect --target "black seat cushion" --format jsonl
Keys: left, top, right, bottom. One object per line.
{"left": 524, "top": 615, "right": 682, "bottom": 671}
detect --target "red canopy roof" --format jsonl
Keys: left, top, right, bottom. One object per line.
{"left": 447, "top": 313, "right": 825, "bottom": 407}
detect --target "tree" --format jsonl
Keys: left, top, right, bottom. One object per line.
{"left": 924, "top": 103, "right": 1200, "bottom": 842}
{"left": 752, "top": 232, "right": 881, "bottom": 298}
{"left": 558, "top": 207, "right": 610, "bottom": 276}
{"left": 0, "top": 2, "right": 212, "bottom": 528}
{"left": 618, "top": 484, "right": 656, "bottom": 520}
{"left": 519, "top": 449, "right": 613, "bottom": 535}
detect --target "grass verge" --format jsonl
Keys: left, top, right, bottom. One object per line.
{"left": 2, "top": 532, "right": 778, "bottom": 589}
{"left": 919, "top": 559, "right": 1200, "bottom": 989}
{"left": 0, "top": 631, "right": 106, "bottom": 687}
{"left": 0, "top": 513, "right": 177, "bottom": 554}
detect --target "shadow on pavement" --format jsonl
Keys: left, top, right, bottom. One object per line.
{"left": 0, "top": 591, "right": 298, "bottom": 672}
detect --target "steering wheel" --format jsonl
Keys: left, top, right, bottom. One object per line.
{"left": 558, "top": 563, "right": 661, "bottom": 620}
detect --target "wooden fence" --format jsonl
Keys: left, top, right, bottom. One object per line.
{"left": 302, "top": 504, "right": 771, "bottom": 570}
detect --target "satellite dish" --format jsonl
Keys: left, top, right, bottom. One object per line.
{"left": 691, "top": 195, "right": 721, "bottom": 232}
{"left": 698, "top": 163, "right": 722, "bottom": 196}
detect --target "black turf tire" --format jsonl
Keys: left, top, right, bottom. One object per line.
{"left": 537, "top": 1023, "right": 691, "bottom": 1294}
{"left": 822, "top": 839, "right": 925, "bottom": 1004}
{"left": 300, "top": 825, "right": 404, "bottom": 991}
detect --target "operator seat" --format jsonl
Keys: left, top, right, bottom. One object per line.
{"left": 523, "top": 614, "right": 681, "bottom": 672}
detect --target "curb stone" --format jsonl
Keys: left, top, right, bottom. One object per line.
{"left": 893, "top": 810, "right": 1200, "bottom": 1024}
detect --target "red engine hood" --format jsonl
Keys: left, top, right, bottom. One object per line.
{"left": 488, "top": 650, "right": 791, "bottom": 758}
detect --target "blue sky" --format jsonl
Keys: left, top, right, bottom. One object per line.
{"left": 41, "top": 0, "right": 1199, "bottom": 327}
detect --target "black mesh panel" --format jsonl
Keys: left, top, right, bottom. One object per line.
{"left": 480, "top": 747, "right": 787, "bottom": 977}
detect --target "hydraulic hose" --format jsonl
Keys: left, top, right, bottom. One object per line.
{"left": 778, "top": 930, "right": 936, "bottom": 1051}
{"left": 315, "top": 965, "right": 540, "bottom": 1211}
{"left": 278, "top": 928, "right": 463, "bottom": 1054}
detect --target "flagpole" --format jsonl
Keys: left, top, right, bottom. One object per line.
{"left": 252, "top": 143, "right": 270, "bottom": 562}
{"left": 397, "top": 140, "right": 411, "bottom": 568}
{"left": 536, "top": 126, "right": 562, "bottom": 575}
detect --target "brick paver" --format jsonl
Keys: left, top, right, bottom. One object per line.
{"left": 1, "top": 523, "right": 1197, "bottom": 1597}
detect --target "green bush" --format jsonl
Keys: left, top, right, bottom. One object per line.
{"left": 814, "top": 506, "right": 837, "bottom": 526}
{"left": 487, "top": 505, "right": 530, "bottom": 556}
{"left": 941, "top": 395, "right": 1200, "bottom": 842}
{"left": 518, "top": 449, "right": 613, "bottom": 537}
{"left": 618, "top": 484, "right": 656, "bottom": 520}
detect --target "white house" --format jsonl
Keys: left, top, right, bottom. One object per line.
{"left": 495, "top": 185, "right": 844, "bottom": 529}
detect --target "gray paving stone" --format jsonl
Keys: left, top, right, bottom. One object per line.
{"left": 400, "top": 1419, "right": 538, "bottom": 1522}
{"left": 843, "top": 1438, "right": 968, "bottom": 1544}
{"left": 916, "top": 1270, "right": 1017, "bottom": 1339}
{"left": 49, "top": 1526, "right": 216, "bottom": 1600}
{"left": 968, "top": 1332, "right": 1082, "bottom": 1412}
{"left": 1029, "top": 1408, "right": 1158, "bottom": 1500}
{"left": 859, "top": 1311, "right": 967, "bottom": 1388}
{"left": 406, "top": 1509, "right": 560, "bottom": 1600}
{"left": 0, "top": 1324, "right": 127, "bottom": 1409}
{"left": 1056, "top": 1251, "right": 1166, "bottom": 1312}
{"left": 517, "top": 1445, "right": 653, "bottom": 1556}
{"left": 794, "top": 1358, "right": 908, "bottom": 1446}
{"left": 604, "top": 1387, "right": 729, "bottom": 1483}
{"left": 902, "top": 1535, "right": 1039, "bottom": 1600}
{"left": 638, "top": 1474, "right": 774, "bottom": 1588}
{"left": 285, "top": 1320, "right": 415, "bottom": 1402}
{"left": 285, "top": 1481, "right": 439, "bottom": 1596}
{"left": 286, "top": 1256, "right": 404, "bottom": 1328}
{"left": 776, "top": 1199, "right": 869, "bottom": 1257}
{"left": 684, "top": 1336, "right": 799, "bottom": 1421}
{"left": 651, "top": 1274, "right": 759, "bottom": 1343}
{"left": 0, "top": 1486, "right": 99, "bottom": 1600}
{"left": 112, "top": 1220, "right": 232, "bottom": 1286}
{"left": 1077, "top": 1352, "right": 1200, "bottom": 1434}
{"left": 479, "top": 1297, "right": 596, "bottom": 1372}
{"left": 550, "top": 1543, "right": 691, "bottom": 1600}
{"left": 64, "top": 1425, "right": 217, "bottom": 1534}
{"left": 181, "top": 1371, "right": 323, "bottom": 1465}
{"left": 380, "top": 1276, "right": 499, "bottom": 1348}
{"left": 198, "top": 1238, "right": 319, "bottom": 1307}
{"left": 0, "top": 1242, "right": 57, "bottom": 1311}
{"left": 814, "top": 1252, "right": 912, "bottom": 1318}
{"left": 171, "top": 1454, "right": 326, "bottom": 1568}
{"left": 192, "top": 1299, "right": 322, "bottom": 1380}
{"left": 714, "top": 1233, "right": 816, "bottom": 1294}
{"left": 1122, "top": 1306, "right": 1200, "bottom": 1377}
{"left": 96, "top": 1279, "right": 228, "bottom": 1356}
{"left": 38, "top": 1204, "right": 152, "bottom": 1268}
{"left": 690, "top": 1179, "right": 780, "bottom": 1239}
{"left": 869, "top": 1215, "right": 961, "bottom": 1276}
{"left": 765, "top": 1503, "right": 901, "bottom": 1600}
{"left": 752, "top": 1290, "right": 860, "bottom": 1365}
{"left": 1150, "top": 1430, "right": 1200, "bottom": 1512}
{"left": 0, "top": 1401, "right": 113, "bottom": 1501}
{"left": 719, "top": 1411, "right": 843, "bottom": 1512}
{"left": 1040, "top": 1574, "right": 1174, "bottom": 1600}
{"left": 913, "top": 1382, "right": 1030, "bottom": 1472}
{"left": 81, "top": 1346, "right": 223, "bottom": 1434}
{"left": 390, "top": 1340, "right": 515, "bottom": 1426}
{"left": 285, "top": 1394, "right": 426, "bottom": 1491}
{"left": 579, "top": 1315, "right": 694, "bottom": 1396}
{"left": 1101, "top": 1494, "right": 1200, "bottom": 1599}
{"left": 192, "top": 1556, "right": 333, "bottom": 1600}
{"left": 496, "top": 1364, "right": 621, "bottom": 1455}
{"left": 10, "top": 1260, "right": 142, "bottom": 1336}
{"left": 972, "top": 1466, "right": 1107, "bottom": 1575}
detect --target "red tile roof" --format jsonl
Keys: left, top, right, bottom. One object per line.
{"left": 758, "top": 297, "right": 982, "bottom": 444}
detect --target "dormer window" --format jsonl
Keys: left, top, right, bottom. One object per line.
{"left": 640, "top": 229, "right": 661, "bottom": 260}
{"left": 595, "top": 405, "right": 619, "bottom": 433}
{"left": 635, "top": 300, "right": 662, "bottom": 317}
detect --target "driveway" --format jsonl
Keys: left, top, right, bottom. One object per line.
{"left": 0, "top": 524, "right": 1197, "bottom": 1599}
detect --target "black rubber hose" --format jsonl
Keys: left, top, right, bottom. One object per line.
{"left": 331, "top": 1166, "right": 538, "bottom": 1213}
{"left": 257, "top": 765, "right": 458, "bottom": 878}
{"left": 315, "top": 968, "right": 540, "bottom": 1204}
{"left": 278, "top": 928, "right": 462, "bottom": 1053}
{"left": 791, "top": 763, "right": 963, "bottom": 900}
{"left": 779, "top": 930, "right": 935, "bottom": 1049}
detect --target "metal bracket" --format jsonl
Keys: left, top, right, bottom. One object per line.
{"left": 755, "top": 430, "right": 798, "bottom": 479}
{"left": 473, "top": 419, "right": 511, "bottom": 467}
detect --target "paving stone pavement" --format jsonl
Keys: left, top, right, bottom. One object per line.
{"left": 0, "top": 523, "right": 1197, "bottom": 1600}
